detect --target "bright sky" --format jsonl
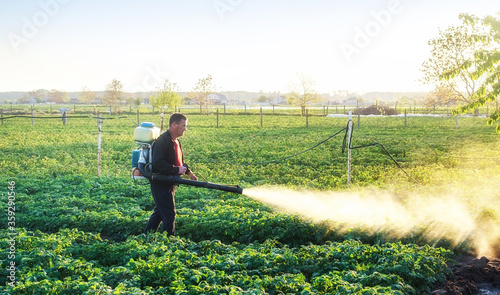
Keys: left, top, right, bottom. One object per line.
{"left": 1, "top": 0, "right": 499, "bottom": 94}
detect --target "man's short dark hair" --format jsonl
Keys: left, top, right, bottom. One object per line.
{"left": 169, "top": 113, "right": 187, "bottom": 126}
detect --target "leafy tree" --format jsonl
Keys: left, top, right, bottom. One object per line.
{"left": 26, "top": 89, "right": 48, "bottom": 103}
{"left": 190, "top": 75, "right": 217, "bottom": 114}
{"left": 134, "top": 97, "right": 142, "bottom": 106}
{"left": 421, "top": 23, "right": 487, "bottom": 107}
{"left": 286, "top": 73, "right": 322, "bottom": 115}
{"left": 48, "top": 89, "right": 69, "bottom": 103}
{"left": 423, "top": 84, "right": 462, "bottom": 108}
{"left": 440, "top": 13, "right": 500, "bottom": 132}
{"left": 103, "top": 79, "right": 123, "bottom": 110}
{"left": 149, "top": 80, "right": 182, "bottom": 112}
{"left": 79, "top": 86, "right": 96, "bottom": 104}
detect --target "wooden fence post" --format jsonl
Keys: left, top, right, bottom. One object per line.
{"left": 306, "top": 109, "right": 309, "bottom": 128}
{"left": 404, "top": 109, "right": 407, "bottom": 128}
{"left": 97, "top": 114, "right": 102, "bottom": 177}
{"left": 260, "top": 107, "right": 263, "bottom": 128}
{"left": 31, "top": 105, "right": 34, "bottom": 126}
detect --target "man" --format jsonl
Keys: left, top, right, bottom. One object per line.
{"left": 144, "top": 113, "right": 197, "bottom": 235}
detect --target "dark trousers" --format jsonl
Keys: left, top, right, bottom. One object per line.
{"left": 144, "top": 181, "right": 177, "bottom": 235}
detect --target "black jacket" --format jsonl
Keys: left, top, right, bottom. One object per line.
{"left": 151, "top": 130, "right": 191, "bottom": 175}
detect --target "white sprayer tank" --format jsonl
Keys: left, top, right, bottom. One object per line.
{"left": 134, "top": 122, "right": 160, "bottom": 144}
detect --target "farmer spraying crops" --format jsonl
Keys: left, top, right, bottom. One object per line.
{"left": 144, "top": 113, "right": 198, "bottom": 236}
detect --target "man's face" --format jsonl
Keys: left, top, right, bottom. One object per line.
{"left": 171, "top": 119, "right": 187, "bottom": 138}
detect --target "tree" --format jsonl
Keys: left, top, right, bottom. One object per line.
{"left": 134, "top": 97, "right": 142, "bottom": 106}
{"left": 190, "top": 75, "right": 217, "bottom": 114}
{"left": 423, "top": 84, "right": 462, "bottom": 108}
{"left": 27, "top": 89, "right": 49, "bottom": 103}
{"left": 442, "top": 13, "right": 500, "bottom": 132}
{"left": 149, "top": 80, "right": 182, "bottom": 112}
{"left": 421, "top": 23, "right": 488, "bottom": 107}
{"left": 48, "top": 89, "right": 69, "bottom": 103}
{"left": 103, "top": 79, "right": 124, "bottom": 110}
{"left": 79, "top": 86, "right": 96, "bottom": 104}
{"left": 286, "top": 72, "right": 322, "bottom": 115}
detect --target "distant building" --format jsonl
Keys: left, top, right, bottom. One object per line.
{"left": 208, "top": 93, "right": 228, "bottom": 104}
{"left": 343, "top": 96, "right": 360, "bottom": 105}
{"left": 270, "top": 95, "right": 287, "bottom": 105}
{"left": 69, "top": 98, "right": 81, "bottom": 104}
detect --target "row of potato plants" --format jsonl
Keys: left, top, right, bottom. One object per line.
{"left": 3, "top": 175, "right": 463, "bottom": 249}
{"left": 0, "top": 174, "right": 462, "bottom": 294}
{"left": 0, "top": 227, "right": 452, "bottom": 294}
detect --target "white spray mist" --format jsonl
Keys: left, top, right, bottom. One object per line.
{"left": 244, "top": 186, "right": 499, "bottom": 257}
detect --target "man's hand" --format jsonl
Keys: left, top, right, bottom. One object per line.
{"left": 189, "top": 173, "right": 198, "bottom": 181}
{"left": 178, "top": 166, "right": 187, "bottom": 175}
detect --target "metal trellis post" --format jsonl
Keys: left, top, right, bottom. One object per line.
{"left": 97, "top": 114, "right": 103, "bottom": 177}
{"left": 347, "top": 111, "right": 353, "bottom": 186}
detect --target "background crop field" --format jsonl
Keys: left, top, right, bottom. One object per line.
{"left": 0, "top": 113, "right": 499, "bottom": 294}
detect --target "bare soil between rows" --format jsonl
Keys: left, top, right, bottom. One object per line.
{"left": 427, "top": 255, "right": 500, "bottom": 295}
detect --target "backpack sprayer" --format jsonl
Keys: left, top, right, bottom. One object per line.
{"left": 130, "top": 118, "right": 243, "bottom": 194}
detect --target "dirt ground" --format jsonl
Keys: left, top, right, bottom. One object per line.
{"left": 427, "top": 255, "right": 500, "bottom": 295}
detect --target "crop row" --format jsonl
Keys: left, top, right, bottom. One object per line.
{"left": 2, "top": 175, "right": 466, "bottom": 250}
{"left": 0, "top": 228, "right": 452, "bottom": 294}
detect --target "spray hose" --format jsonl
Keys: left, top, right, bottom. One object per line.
{"left": 190, "top": 120, "right": 418, "bottom": 184}
{"left": 136, "top": 162, "right": 243, "bottom": 194}
{"left": 192, "top": 127, "right": 348, "bottom": 167}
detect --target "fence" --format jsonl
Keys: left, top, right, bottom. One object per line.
{"left": 1, "top": 102, "right": 496, "bottom": 116}
{"left": 1, "top": 103, "right": 496, "bottom": 130}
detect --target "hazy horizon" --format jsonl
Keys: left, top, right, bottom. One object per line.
{"left": 1, "top": 0, "right": 499, "bottom": 94}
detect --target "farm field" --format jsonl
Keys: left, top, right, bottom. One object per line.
{"left": 1, "top": 113, "right": 499, "bottom": 294}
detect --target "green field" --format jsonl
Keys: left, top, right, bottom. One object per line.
{"left": 1, "top": 113, "right": 499, "bottom": 294}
